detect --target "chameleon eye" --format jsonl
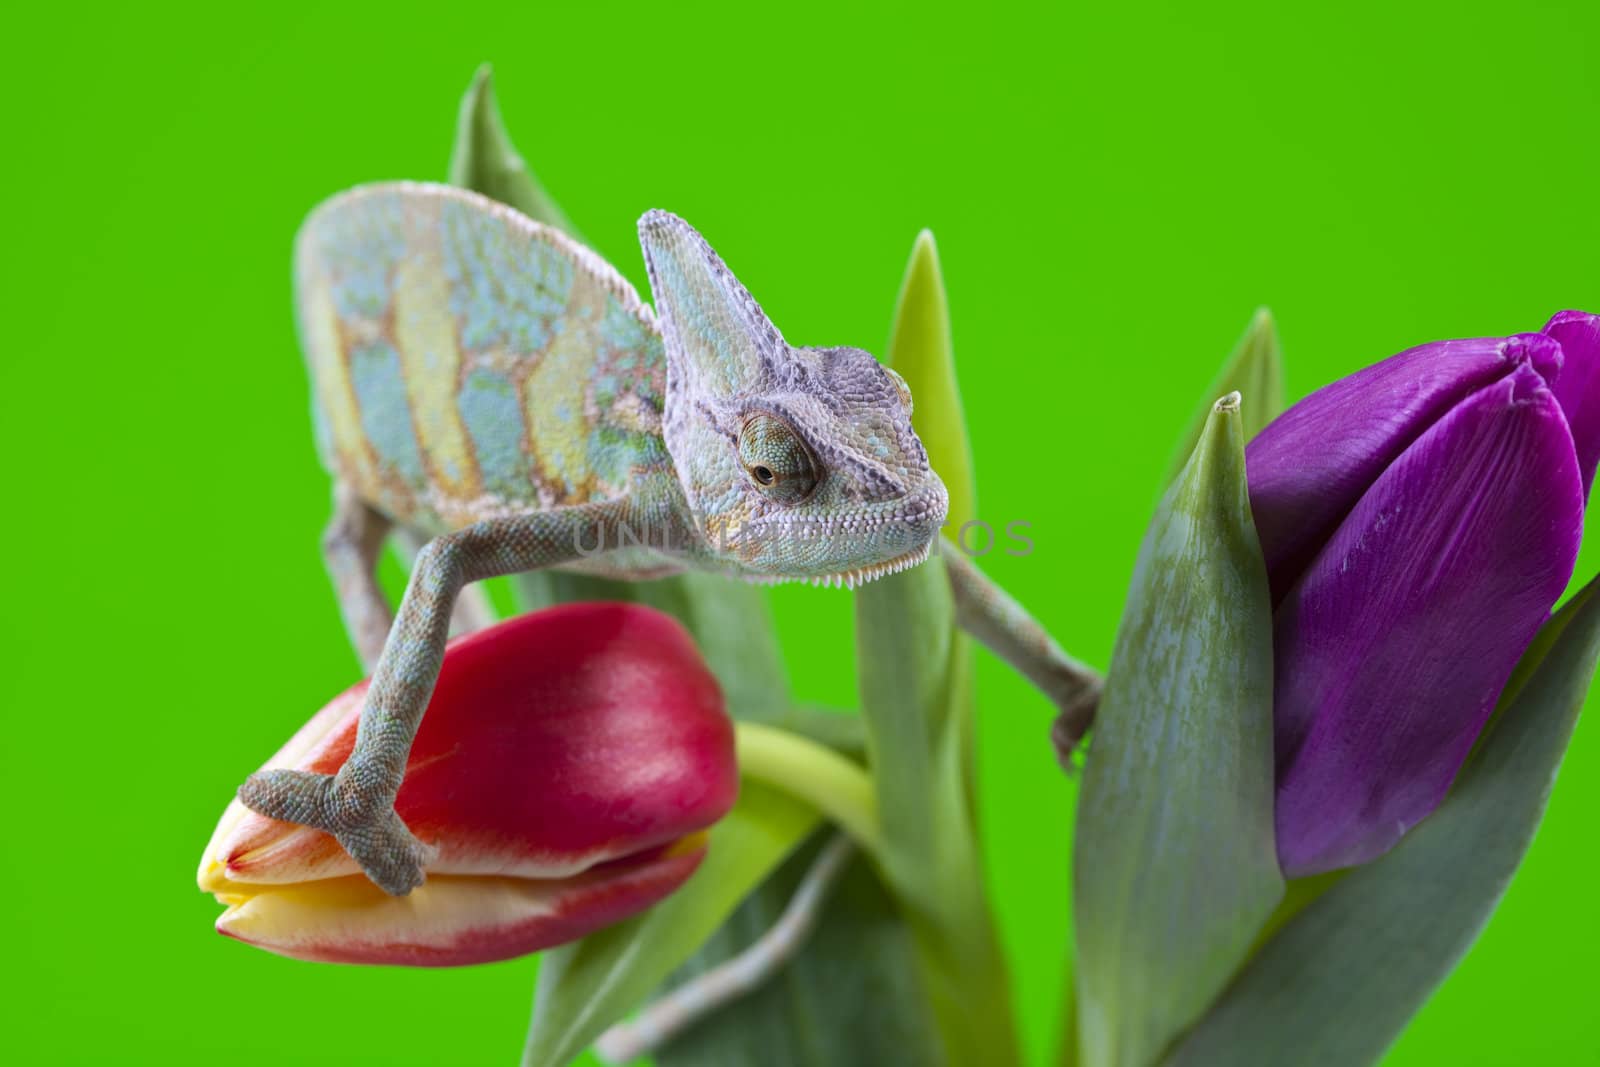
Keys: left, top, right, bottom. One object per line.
{"left": 737, "top": 413, "right": 819, "bottom": 504}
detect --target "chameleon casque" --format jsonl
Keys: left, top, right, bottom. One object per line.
{"left": 239, "top": 182, "right": 1099, "bottom": 896}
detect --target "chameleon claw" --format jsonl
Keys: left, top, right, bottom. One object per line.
{"left": 331, "top": 805, "right": 436, "bottom": 896}
{"left": 1050, "top": 688, "right": 1100, "bottom": 774}
{"left": 238, "top": 769, "right": 436, "bottom": 896}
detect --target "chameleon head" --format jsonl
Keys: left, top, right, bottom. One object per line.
{"left": 638, "top": 210, "right": 948, "bottom": 587}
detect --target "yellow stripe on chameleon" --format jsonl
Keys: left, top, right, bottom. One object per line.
{"left": 523, "top": 277, "right": 608, "bottom": 505}
{"left": 303, "top": 278, "right": 375, "bottom": 490}
{"left": 394, "top": 206, "right": 481, "bottom": 506}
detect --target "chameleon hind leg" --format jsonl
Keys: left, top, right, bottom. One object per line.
{"left": 240, "top": 498, "right": 644, "bottom": 895}
{"left": 323, "top": 484, "right": 395, "bottom": 672}
{"left": 941, "top": 538, "right": 1103, "bottom": 768}
{"left": 323, "top": 485, "right": 499, "bottom": 672}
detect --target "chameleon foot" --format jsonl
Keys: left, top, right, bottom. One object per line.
{"left": 1050, "top": 687, "right": 1101, "bottom": 773}
{"left": 238, "top": 769, "right": 436, "bottom": 896}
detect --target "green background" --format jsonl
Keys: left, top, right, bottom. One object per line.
{"left": 5, "top": 0, "right": 1597, "bottom": 1062}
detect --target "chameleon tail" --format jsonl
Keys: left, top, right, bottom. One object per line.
{"left": 593, "top": 833, "right": 856, "bottom": 1063}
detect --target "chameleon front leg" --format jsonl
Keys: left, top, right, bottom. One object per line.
{"left": 391, "top": 527, "right": 499, "bottom": 641}
{"left": 239, "top": 498, "right": 642, "bottom": 895}
{"left": 941, "top": 538, "right": 1103, "bottom": 767}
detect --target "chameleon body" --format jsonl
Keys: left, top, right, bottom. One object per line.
{"left": 240, "top": 183, "right": 1097, "bottom": 895}
{"left": 302, "top": 184, "right": 685, "bottom": 577}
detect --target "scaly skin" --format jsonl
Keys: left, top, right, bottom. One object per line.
{"left": 239, "top": 183, "right": 1099, "bottom": 895}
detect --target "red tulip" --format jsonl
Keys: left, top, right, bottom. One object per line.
{"left": 198, "top": 602, "right": 737, "bottom": 966}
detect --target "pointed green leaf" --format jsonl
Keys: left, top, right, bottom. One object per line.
{"left": 449, "top": 63, "right": 580, "bottom": 238}
{"left": 874, "top": 228, "right": 979, "bottom": 824}
{"left": 1074, "top": 393, "right": 1282, "bottom": 1067}
{"left": 522, "top": 782, "right": 819, "bottom": 1067}
{"left": 1166, "top": 309, "right": 1284, "bottom": 483}
{"left": 888, "top": 230, "right": 976, "bottom": 529}
{"left": 864, "top": 229, "right": 970, "bottom": 871}
{"left": 655, "top": 835, "right": 946, "bottom": 1067}
{"left": 1164, "top": 575, "right": 1600, "bottom": 1067}
{"left": 853, "top": 233, "right": 1017, "bottom": 1065}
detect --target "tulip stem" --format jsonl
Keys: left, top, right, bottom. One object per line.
{"left": 734, "top": 722, "right": 886, "bottom": 861}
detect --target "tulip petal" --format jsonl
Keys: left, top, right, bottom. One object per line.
{"left": 206, "top": 603, "right": 736, "bottom": 887}
{"left": 1272, "top": 364, "right": 1583, "bottom": 876}
{"left": 217, "top": 839, "right": 706, "bottom": 967}
{"left": 1247, "top": 333, "right": 1563, "bottom": 600}
{"left": 198, "top": 687, "right": 363, "bottom": 890}
{"left": 1543, "top": 310, "right": 1600, "bottom": 494}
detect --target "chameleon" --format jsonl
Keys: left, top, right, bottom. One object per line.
{"left": 238, "top": 182, "right": 1101, "bottom": 896}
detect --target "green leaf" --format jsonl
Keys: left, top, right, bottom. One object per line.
{"left": 863, "top": 228, "right": 970, "bottom": 870}
{"left": 855, "top": 562, "right": 1015, "bottom": 1066}
{"left": 778, "top": 704, "right": 868, "bottom": 761}
{"left": 1074, "top": 392, "right": 1282, "bottom": 1067}
{"left": 888, "top": 230, "right": 976, "bottom": 529}
{"left": 855, "top": 560, "right": 959, "bottom": 872}
{"left": 854, "top": 229, "right": 1017, "bottom": 1065}
{"left": 1166, "top": 308, "right": 1284, "bottom": 483}
{"left": 449, "top": 63, "right": 580, "bottom": 238}
{"left": 522, "top": 782, "right": 820, "bottom": 1067}
{"left": 1164, "top": 575, "right": 1600, "bottom": 1067}
{"left": 655, "top": 834, "right": 946, "bottom": 1067}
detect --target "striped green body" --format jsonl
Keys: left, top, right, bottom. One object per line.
{"left": 296, "top": 183, "right": 679, "bottom": 550}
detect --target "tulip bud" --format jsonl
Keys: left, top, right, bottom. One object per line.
{"left": 198, "top": 602, "right": 738, "bottom": 966}
{"left": 1247, "top": 311, "right": 1600, "bottom": 876}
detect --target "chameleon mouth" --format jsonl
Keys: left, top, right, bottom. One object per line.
{"left": 733, "top": 539, "right": 935, "bottom": 590}
{"left": 806, "top": 540, "right": 935, "bottom": 590}
{"left": 731, "top": 477, "right": 947, "bottom": 589}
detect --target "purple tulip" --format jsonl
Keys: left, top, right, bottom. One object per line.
{"left": 1247, "top": 310, "right": 1600, "bottom": 878}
